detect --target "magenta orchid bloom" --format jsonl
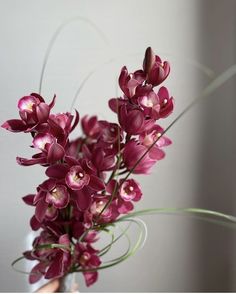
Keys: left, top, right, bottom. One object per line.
{"left": 119, "top": 179, "right": 142, "bottom": 201}
{"left": 90, "top": 197, "right": 119, "bottom": 222}
{"left": 75, "top": 238, "right": 101, "bottom": 287}
{"left": 139, "top": 125, "right": 172, "bottom": 148}
{"left": 66, "top": 165, "right": 91, "bottom": 190}
{"left": 119, "top": 66, "right": 146, "bottom": 98}
{"left": 123, "top": 140, "right": 164, "bottom": 174}
{"left": 1, "top": 93, "right": 55, "bottom": 133}
{"left": 65, "top": 160, "right": 105, "bottom": 191}
{"left": 15, "top": 110, "right": 79, "bottom": 166}
{"left": 117, "top": 179, "right": 142, "bottom": 213}
{"left": 118, "top": 104, "right": 146, "bottom": 135}
{"left": 32, "top": 179, "right": 70, "bottom": 223}
{"left": 2, "top": 47, "right": 174, "bottom": 287}
{"left": 25, "top": 233, "right": 72, "bottom": 283}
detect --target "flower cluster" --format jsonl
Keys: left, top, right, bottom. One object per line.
{"left": 1, "top": 47, "right": 174, "bottom": 287}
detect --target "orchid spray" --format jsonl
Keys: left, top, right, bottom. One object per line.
{"left": 2, "top": 47, "right": 174, "bottom": 287}
{"left": 2, "top": 29, "right": 236, "bottom": 289}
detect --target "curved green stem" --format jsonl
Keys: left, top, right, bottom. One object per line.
{"left": 39, "top": 16, "right": 109, "bottom": 94}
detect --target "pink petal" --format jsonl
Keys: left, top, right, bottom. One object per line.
{"left": 29, "top": 262, "right": 47, "bottom": 284}
{"left": 18, "top": 96, "right": 38, "bottom": 112}
{"left": 119, "top": 66, "right": 128, "bottom": 86}
{"left": 127, "top": 110, "right": 144, "bottom": 134}
{"left": 72, "top": 222, "right": 84, "bottom": 239}
{"left": 45, "top": 252, "right": 63, "bottom": 279}
{"left": 30, "top": 215, "right": 41, "bottom": 231}
{"left": 47, "top": 142, "right": 65, "bottom": 163}
{"left": 163, "top": 61, "right": 170, "bottom": 76}
{"left": 92, "top": 148, "right": 104, "bottom": 167}
{"left": 39, "top": 179, "right": 56, "bottom": 192}
{"left": 149, "top": 146, "right": 165, "bottom": 160}
{"left": 48, "top": 94, "right": 56, "bottom": 109}
{"left": 83, "top": 271, "right": 98, "bottom": 287}
{"left": 23, "top": 250, "right": 35, "bottom": 260}
{"left": 108, "top": 98, "right": 120, "bottom": 113}
{"left": 83, "top": 231, "right": 99, "bottom": 243}
{"left": 70, "top": 109, "right": 80, "bottom": 133}
{"left": 65, "top": 156, "right": 79, "bottom": 166}
{"left": 118, "top": 200, "right": 134, "bottom": 214}
{"left": 16, "top": 156, "right": 47, "bottom": 166}
{"left": 48, "top": 117, "right": 64, "bottom": 138}
{"left": 22, "top": 194, "right": 35, "bottom": 206}
{"left": 1, "top": 119, "right": 27, "bottom": 132}
{"left": 106, "top": 179, "right": 117, "bottom": 194}
{"left": 45, "top": 251, "right": 71, "bottom": 280}
{"left": 102, "top": 155, "right": 115, "bottom": 170}
{"left": 33, "top": 133, "right": 54, "bottom": 150}
{"left": 36, "top": 103, "right": 50, "bottom": 123}
{"left": 59, "top": 234, "right": 70, "bottom": 246}
{"left": 90, "top": 255, "right": 101, "bottom": 267}
{"left": 30, "top": 93, "right": 45, "bottom": 103}
{"left": 89, "top": 175, "right": 105, "bottom": 191}
{"left": 35, "top": 198, "right": 48, "bottom": 222}
{"left": 158, "top": 86, "right": 169, "bottom": 99}
{"left": 46, "top": 164, "right": 69, "bottom": 179}
{"left": 45, "top": 205, "right": 58, "bottom": 220}
{"left": 74, "top": 188, "right": 92, "bottom": 211}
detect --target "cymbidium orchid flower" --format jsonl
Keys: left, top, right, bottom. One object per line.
{"left": 98, "top": 121, "right": 123, "bottom": 145}
{"left": 139, "top": 125, "right": 172, "bottom": 148}
{"left": 118, "top": 104, "right": 145, "bottom": 135}
{"left": 33, "top": 179, "right": 70, "bottom": 223}
{"left": 123, "top": 140, "right": 163, "bottom": 174}
{"left": 119, "top": 179, "right": 142, "bottom": 202}
{"left": 75, "top": 239, "right": 101, "bottom": 287}
{"left": 1, "top": 93, "right": 55, "bottom": 133}
{"left": 25, "top": 233, "right": 72, "bottom": 283}
{"left": 119, "top": 66, "right": 146, "bottom": 98}
{"left": 65, "top": 160, "right": 105, "bottom": 192}
{"left": 2, "top": 47, "right": 174, "bottom": 287}
{"left": 117, "top": 179, "right": 142, "bottom": 213}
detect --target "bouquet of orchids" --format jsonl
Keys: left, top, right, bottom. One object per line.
{"left": 3, "top": 41, "right": 236, "bottom": 290}
{"left": 2, "top": 47, "right": 173, "bottom": 287}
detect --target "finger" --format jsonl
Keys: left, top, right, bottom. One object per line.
{"left": 35, "top": 279, "right": 60, "bottom": 293}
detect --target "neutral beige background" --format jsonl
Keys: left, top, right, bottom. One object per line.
{"left": 0, "top": 0, "right": 236, "bottom": 292}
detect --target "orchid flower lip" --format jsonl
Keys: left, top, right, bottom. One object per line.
{"left": 65, "top": 165, "right": 90, "bottom": 190}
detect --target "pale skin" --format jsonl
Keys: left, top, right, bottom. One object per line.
{"left": 35, "top": 279, "right": 79, "bottom": 293}
{"left": 35, "top": 279, "right": 60, "bottom": 293}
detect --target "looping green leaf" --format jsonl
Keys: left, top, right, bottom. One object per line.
{"left": 11, "top": 256, "right": 35, "bottom": 275}
{"left": 75, "top": 217, "right": 147, "bottom": 273}
{"left": 39, "top": 16, "right": 110, "bottom": 95}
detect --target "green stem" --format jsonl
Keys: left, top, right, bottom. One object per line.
{"left": 117, "top": 169, "right": 129, "bottom": 176}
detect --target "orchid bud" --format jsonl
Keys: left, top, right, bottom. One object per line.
{"left": 143, "top": 46, "right": 155, "bottom": 75}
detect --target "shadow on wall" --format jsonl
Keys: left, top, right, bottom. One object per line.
{"left": 197, "top": 0, "right": 236, "bottom": 291}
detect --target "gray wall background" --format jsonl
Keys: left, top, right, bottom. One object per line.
{"left": 0, "top": 0, "right": 236, "bottom": 292}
